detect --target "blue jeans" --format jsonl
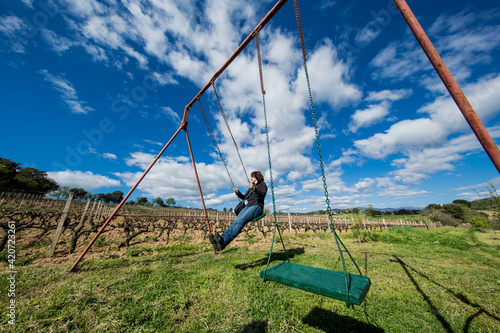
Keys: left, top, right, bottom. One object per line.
{"left": 221, "top": 205, "right": 263, "bottom": 246}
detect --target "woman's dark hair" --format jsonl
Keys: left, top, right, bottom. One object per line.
{"left": 251, "top": 171, "right": 264, "bottom": 183}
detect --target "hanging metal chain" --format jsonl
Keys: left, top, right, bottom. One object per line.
{"left": 256, "top": 33, "right": 266, "bottom": 96}
{"left": 293, "top": 0, "right": 333, "bottom": 224}
{"left": 212, "top": 82, "right": 250, "bottom": 183}
{"left": 198, "top": 98, "right": 236, "bottom": 188}
{"left": 293, "top": 0, "right": 362, "bottom": 307}
{"left": 257, "top": 33, "right": 290, "bottom": 276}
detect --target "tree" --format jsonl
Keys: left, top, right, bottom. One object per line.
{"left": 14, "top": 167, "right": 59, "bottom": 194}
{"left": 394, "top": 208, "right": 412, "bottom": 216}
{"left": 70, "top": 187, "right": 89, "bottom": 200}
{"left": 365, "top": 204, "right": 382, "bottom": 217}
{"left": 94, "top": 193, "right": 105, "bottom": 202}
{"left": 137, "top": 197, "right": 148, "bottom": 205}
{"left": 426, "top": 203, "right": 442, "bottom": 210}
{"left": 102, "top": 193, "right": 114, "bottom": 203}
{"left": 443, "top": 203, "right": 465, "bottom": 221}
{"left": 165, "top": 198, "right": 176, "bottom": 206}
{"left": 0, "top": 157, "right": 21, "bottom": 189}
{"left": 49, "top": 186, "right": 71, "bottom": 199}
{"left": 153, "top": 197, "right": 165, "bottom": 207}
{"left": 110, "top": 191, "right": 124, "bottom": 204}
{"left": 453, "top": 199, "right": 471, "bottom": 207}
{"left": 468, "top": 216, "right": 491, "bottom": 230}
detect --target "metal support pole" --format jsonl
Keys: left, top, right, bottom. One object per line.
{"left": 185, "top": 127, "right": 217, "bottom": 255}
{"left": 68, "top": 124, "right": 185, "bottom": 272}
{"left": 393, "top": 0, "right": 500, "bottom": 173}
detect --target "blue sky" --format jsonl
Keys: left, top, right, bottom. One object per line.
{"left": 1, "top": 0, "right": 500, "bottom": 212}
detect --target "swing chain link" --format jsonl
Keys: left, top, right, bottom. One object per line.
{"left": 257, "top": 32, "right": 291, "bottom": 274}
{"left": 294, "top": 0, "right": 360, "bottom": 307}
{"left": 293, "top": 0, "right": 333, "bottom": 223}
{"left": 213, "top": 82, "right": 250, "bottom": 184}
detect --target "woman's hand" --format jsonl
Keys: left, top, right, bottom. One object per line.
{"left": 233, "top": 187, "right": 238, "bottom": 193}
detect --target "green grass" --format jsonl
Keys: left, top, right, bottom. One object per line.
{"left": 1, "top": 227, "right": 499, "bottom": 332}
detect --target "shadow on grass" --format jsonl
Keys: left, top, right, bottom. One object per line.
{"left": 302, "top": 307, "right": 384, "bottom": 333}
{"left": 392, "top": 255, "right": 500, "bottom": 333}
{"left": 233, "top": 247, "right": 305, "bottom": 270}
{"left": 237, "top": 320, "right": 267, "bottom": 332}
{"left": 72, "top": 248, "right": 200, "bottom": 273}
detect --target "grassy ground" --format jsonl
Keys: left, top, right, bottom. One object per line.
{"left": 0, "top": 227, "right": 499, "bottom": 332}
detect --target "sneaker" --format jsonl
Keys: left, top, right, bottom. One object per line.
{"left": 214, "top": 232, "right": 226, "bottom": 251}
{"left": 208, "top": 233, "right": 216, "bottom": 245}
{"left": 209, "top": 233, "right": 221, "bottom": 251}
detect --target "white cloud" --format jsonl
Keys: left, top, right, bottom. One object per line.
{"left": 371, "top": 9, "right": 500, "bottom": 86}
{"left": 319, "top": 1, "right": 337, "bottom": 11}
{"left": 351, "top": 178, "right": 376, "bottom": 193}
{"left": 378, "top": 184, "right": 429, "bottom": 199}
{"left": 366, "top": 89, "right": 412, "bottom": 102}
{"left": 349, "top": 101, "right": 390, "bottom": 133}
{"left": 59, "top": 0, "right": 107, "bottom": 19}
{"left": 41, "top": 28, "right": 74, "bottom": 54}
{"left": 428, "top": 10, "right": 500, "bottom": 76}
{"left": 451, "top": 176, "right": 500, "bottom": 192}
{"left": 391, "top": 128, "right": 500, "bottom": 185}
{"left": 0, "top": 15, "right": 30, "bottom": 53}
{"left": 355, "top": 118, "right": 446, "bottom": 159}
{"left": 355, "top": 19, "right": 382, "bottom": 46}
{"left": 20, "top": 0, "right": 34, "bottom": 8}
{"left": 355, "top": 72, "right": 500, "bottom": 162}
{"left": 160, "top": 106, "right": 181, "bottom": 124}
{"left": 370, "top": 39, "right": 431, "bottom": 82}
{"left": 297, "top": 40, "right": 362, "bottom": 109}
{"left": 115, "top": 152, "right": 230, "bottom": 205}
{"left": 47, "top": 170, "right": 121, "bottom": 189}
{"left": 39, "top": 69, "right": 94, "bottom": 114}
{"left": 102, "top": 153, "right": 117, "bottom": 160}
{"left": 150, "top": 72, "right": 177, "bottom": 86}
{"left": 143, "top": 139, "right": 163, "bottom": 146}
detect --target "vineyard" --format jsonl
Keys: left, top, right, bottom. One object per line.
{"left": 0, "top": 192, "right": 430, "bottom": 265}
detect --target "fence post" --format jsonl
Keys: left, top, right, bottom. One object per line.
{"left": 78, "top": 200, "right": 91, "bottom": 229}
{"left": 288, "top": 212, "right": 292, "bottom": 233}
{"left": 49, "top": 192, "right": 74, "bottom": 256}
{"left": 94, "top": 201, "right": 102, "bottom": 220}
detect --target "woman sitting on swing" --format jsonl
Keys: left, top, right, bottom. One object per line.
{"left": 209, "top": 171, "right": 267, "bottom": 252}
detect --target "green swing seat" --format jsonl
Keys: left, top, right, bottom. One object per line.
{"left": 256, "top": 7, "right": 371, "bottom": 306}
{"left": 252, "top": 213, "right": 266, "bottom": 222}
{"left": 260, "top": 262, "right": 371, "bottom": 306}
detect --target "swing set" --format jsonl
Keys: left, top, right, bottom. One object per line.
{"left": 68, "top": 0, "right": 500, "bottom": 308}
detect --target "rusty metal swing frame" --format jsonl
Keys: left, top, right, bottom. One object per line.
{"left": 68, "top": 0, "right": 499, "bottom": 272}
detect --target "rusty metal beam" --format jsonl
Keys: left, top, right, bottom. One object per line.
{"left": 393, "top": 0, "right": 500, "bottom": 173}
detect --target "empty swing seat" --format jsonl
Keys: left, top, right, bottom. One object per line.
{"left": 260, "top": 262, "right": 371, "bottom": 306}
